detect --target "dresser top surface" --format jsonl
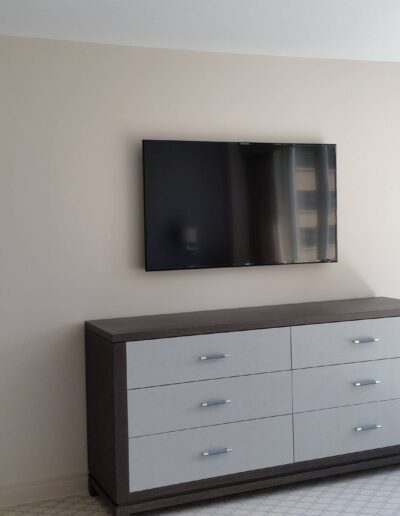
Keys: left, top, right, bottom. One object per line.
{"left": 85, "top": 297, "right": 400, "bottom": 343}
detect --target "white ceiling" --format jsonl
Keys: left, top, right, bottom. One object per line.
{"left": 1, "top": 0, "right": 400, "bottom": 62}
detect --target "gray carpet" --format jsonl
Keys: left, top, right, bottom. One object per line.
{"left": 2, "top": 466, "right": 400, "bottom": 515}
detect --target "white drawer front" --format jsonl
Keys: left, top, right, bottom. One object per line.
{"left": 128, "top": 371, "right": 292, "bottom": 437}
{"left": 126, "top": 328, "right": 290, "bottom": 389}
{"left": 129, "top": 415, "right": 293, "bottom": 492}
{"left": 293, "top": 358, "right": 400, "bottom": 413}
{"left": 294, "top": 399, "right": 400, "bottom": 462}
{"left": 292, "top": 317, "right": 400, "bottom": 369}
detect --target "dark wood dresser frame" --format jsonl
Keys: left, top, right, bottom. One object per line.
{"left": 85, "top": 297, "right": 400, "bottom": 515}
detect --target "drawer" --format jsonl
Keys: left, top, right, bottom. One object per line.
{"left": 126, "top": 328, "right": 290, "bottom": 389}
{"left": 292, "top": 317, "right": 400, "bottom": 369}
{"left": 129, "top": 415, "right": 293, "bottom": 492}
{"left": 293, "top": 358, "right": 400, "bottom": 413}
{"left": 128, "top": 371, "right": 292, "bottom": 437}
{"left": 294, "top": 399, "right": 400, "bottom": 462}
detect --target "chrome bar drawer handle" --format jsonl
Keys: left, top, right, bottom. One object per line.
{"left": 352, "top": 337, "right": 380, "bottom": 344}
{"left": 201, "top": 399, "right": 231, "bottom": 408}
{"left": 199, "top": 353, "right": 230, "bottom": 361}
{"left": 354, "top": 424, "right": 382, "bottom": 432}
{"left": 202, "top": 448, "right": 233, "bottom": 457}
{"left": 353, "top": 379, "right": 382, "bottom": 387}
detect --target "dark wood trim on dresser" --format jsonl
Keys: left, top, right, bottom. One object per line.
{"left": 85, "top": 332, "right": 130, "bottom": 503}
{"left": 86, "top": 297, "right": 400, "bottom": 342}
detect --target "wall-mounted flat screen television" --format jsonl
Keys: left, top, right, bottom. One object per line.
{"left": 143, "top": 140, "right": 337, "bottom": 271}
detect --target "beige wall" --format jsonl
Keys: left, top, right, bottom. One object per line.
{"left": 1, "top": 35, "right": 400, "bottom": 499}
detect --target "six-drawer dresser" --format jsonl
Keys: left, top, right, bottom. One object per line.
{"left": 85, "top": 297, "right": 400, "bottom": 515}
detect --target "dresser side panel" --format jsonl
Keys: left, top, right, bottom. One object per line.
{"left": 85, "top": 331, "right": 128, "bottom": 502}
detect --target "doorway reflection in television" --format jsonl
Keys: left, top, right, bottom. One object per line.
{"left": 143, "top": 141, "right": 337, "bottom": 271}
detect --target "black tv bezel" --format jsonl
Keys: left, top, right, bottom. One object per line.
{"left": 142, "top": 139, "right": 338, "bottom": 272}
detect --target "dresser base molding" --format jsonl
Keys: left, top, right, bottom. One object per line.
{"left": 89, "top": 446, "right": 400, "bottom": 515}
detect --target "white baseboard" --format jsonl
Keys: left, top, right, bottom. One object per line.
{"left": 0, "top": 473, "right": 87, "bottom": 508}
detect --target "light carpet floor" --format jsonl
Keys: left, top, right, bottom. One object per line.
{"left": 2, "top": 466, "right": 400, "bottom": 515}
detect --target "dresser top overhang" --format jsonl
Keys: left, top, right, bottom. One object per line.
{"left": 85, "top": 297, "right": 400, "bottom": 343}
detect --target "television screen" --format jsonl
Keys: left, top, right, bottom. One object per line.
{"left": 143, "top": 140, "right": 337, "bottom": 271}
